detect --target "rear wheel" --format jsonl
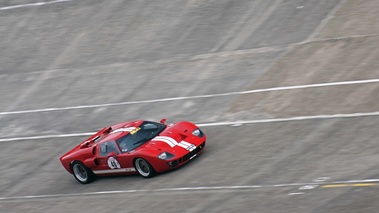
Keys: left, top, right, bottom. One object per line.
{"left": 134, "top": 158, "right": 156, "bottom": 178}
{"left": 71, "top": 161, "right": 95, "bottom": 184}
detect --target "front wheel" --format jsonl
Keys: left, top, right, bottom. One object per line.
{"left": 71, "top": 161, "right": 95, "bottom": 184}
{"left": 134, "top": 158, "right": 156, "bottom": 178}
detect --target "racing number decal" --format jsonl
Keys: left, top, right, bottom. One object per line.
{"left": 130, "top": 127, "right": 141, "bottom": 135}
{"left": 107, "top": 156, "right": 121, "bottom": 169}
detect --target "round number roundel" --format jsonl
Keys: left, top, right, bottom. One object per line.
{"left": 107, "top": 156, "right": 121, "bottom": 169}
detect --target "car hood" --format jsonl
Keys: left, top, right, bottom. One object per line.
{"left": 145, "top": 122, "right": 198, "bottom": 154}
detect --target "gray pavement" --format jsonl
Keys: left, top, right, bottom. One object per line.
{"left": 0, "top": 0, "right": 378, "bottom": 212}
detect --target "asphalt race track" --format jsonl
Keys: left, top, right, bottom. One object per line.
{"left": 0, "top": 0, "right": 379, "bottom": 212}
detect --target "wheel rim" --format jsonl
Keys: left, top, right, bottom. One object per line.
{"left": 73, "top": 164, "right": 88, "bottom": 182}
{"left": 135, "top": 158, "right": 150, "bottom": 177}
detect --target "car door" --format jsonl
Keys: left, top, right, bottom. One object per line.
{"left": 92, "top": 140, "right": 136, "bottom": 175}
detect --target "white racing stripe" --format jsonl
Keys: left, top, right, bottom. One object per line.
{"left": 0, "top": 78, "right": 378, "bottom": 116}
{"left": 177, "top": 143, "right": 189, "bottom": 149}
{"left": 152, "top": 136, "right": 196, "bottom": 151}
{"left": 93, "top": 168, "right": 136, "bottom": 175}
{"left": 152, "top": 136, "right": 178, "bottom": 147}
{"left": 156, "top": 136, "right": 179, "bottom": 146}
{"left": 179, "top": 141, "right": 196, "bottom": 151}
{"left": 180, "top": 141, "right": 193, "bottom": 147}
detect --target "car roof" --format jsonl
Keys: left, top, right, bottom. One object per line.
{"left": 97, "top": 120, "right": 144, "bottom": 143}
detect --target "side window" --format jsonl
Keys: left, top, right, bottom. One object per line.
{"left": 99, "top": 141, "right": 120, "bottom": 157}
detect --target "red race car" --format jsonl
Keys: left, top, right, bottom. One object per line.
{"left": 60, "top": 119, "right": 206, "bottom": 184}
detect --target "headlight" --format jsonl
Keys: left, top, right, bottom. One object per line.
{"left": 192, "top": 128, "right": 204, "bottom": 137}
{"left": 158, "top": 152, "right": 175, "bottom": 160}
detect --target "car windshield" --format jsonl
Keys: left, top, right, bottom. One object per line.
{"left": 116, "top": 121, "right": 165, "bottom": 153}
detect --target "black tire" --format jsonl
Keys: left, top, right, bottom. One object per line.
{"left": 71, "top": 161, "right": 95, "bottom": 184}
{"left": 134, "top": 158, "right": 156, "bottom": 178}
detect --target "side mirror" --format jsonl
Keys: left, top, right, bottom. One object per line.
{"left": 160, "top": 118, "right": 166, "bottom": 124}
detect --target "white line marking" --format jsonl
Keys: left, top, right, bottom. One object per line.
{"left": 288, "top": 192, "right": 304, "bottom": 195}
{"left": 0, "top": 0, "right": 72, "bottom": 10}
{"left": 0, "top": 78, "right": 378, "bottom": 116}
{"left": 342, "top": 179, "right": 379, "bottom": 183}
{"left": 299, "top": 185, "right": 318, "bottom": 190}
{"left": 1, "top": 111, "right": 379, "bottom": 142}
{"left": 0, "top": 179, "right": 378, "bottom": 201}
{"left": 0, "top": 132, "right": 96, "bottom": 142}
{"left": 304, "top": 0, "right": 347, "bottom": 42}
{"left": 196, "top": 111, "right": 379, "bottom": 127}
{"left": 313, "top": 177, "right": 331, "bottom": 182}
